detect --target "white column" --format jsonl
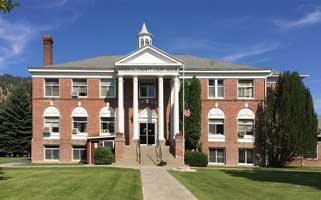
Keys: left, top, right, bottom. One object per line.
{"left": 133, "top": 76, "right": 139, "bottom": 140}
{"left": 118, "top": 76, "right": 124, "bottom": 134}
{"left": 158, "top": 76, "right": 165, "bottom": 141}
{"left": 170, "top": 79, "right": 174, "bottom": 139}
{"left": 173, "top": 76, "right": 180, "bottom": 138}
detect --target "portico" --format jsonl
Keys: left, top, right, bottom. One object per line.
{"left": 115, "top": 45, "right": 183, "bottom": 145}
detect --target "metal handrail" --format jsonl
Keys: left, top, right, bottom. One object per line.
{"left": 136, "top": 139, "right": 141, "bottom": 164}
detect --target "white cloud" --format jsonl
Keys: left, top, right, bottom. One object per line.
{"left": 221, "top": 43, "right": 279, "bottom": 62}
{"left": 274, "top": 8, "right": 321, "bottom": 29}
{"left": 0, "top": 17, "right": 52, "bottom": 67}
{"left": 32, "top": 0, "right": 69, "bottom": 8}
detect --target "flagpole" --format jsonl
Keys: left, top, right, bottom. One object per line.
{"left": 182, "top": 63, "right": 185, "bottom": 165}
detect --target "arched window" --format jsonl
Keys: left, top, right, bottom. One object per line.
{"left": 145, "top": 39, "right": 150, "bottom": 45}
{"left": 100, "top": 106, "right": 115, "bottom": 135}
{"left": 43, "top": 106, "right": 60, "bottom": 134}
{"left": 208, "top": 108, "right": 225, "bottom": 136}
{"left": 140, "top": 38, "right": 144, "bottom": 47}
{"left": 72, "top": 106, "right": 88, "bottom": 134}
{"left": 237, "top": 108, "right": 255, "bottom": 137}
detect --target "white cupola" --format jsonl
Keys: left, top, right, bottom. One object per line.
{"left": 137, "top": 23, "right": 152, "bottom": 48}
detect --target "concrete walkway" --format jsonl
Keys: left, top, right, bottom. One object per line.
{"left": 140, "top": 166, "right": 198, "bottom": 200}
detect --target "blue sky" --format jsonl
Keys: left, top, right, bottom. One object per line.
{"left": 0, "top": 0, "right": 320, "bottom": 115}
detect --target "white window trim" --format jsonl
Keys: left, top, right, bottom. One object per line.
{"left": 72, "top": 147, "right": 87, "bottom": 161}
{"left": 100, "top": 117, "right": 116, "bottom": 136}
{"left": 208, "top": 148, "right": 225, "bottom": 165}
{"left": 72, "top": 79, "right": 88, "bottom": 98}
{"left": 237, "top": 79, "right": 255, "bottom": 100}
{"left": 139, "top": 80, "right": 156, "bottom": 99}
{"left": 208, "top": 79, "right": 225, "bottom": 99}
{"left": 237, "top": 118, "right": 255, "bottom": 143}
{"left": 72, "top": 116, "right": 88, "bottom": 138}
{"left": 43, "top": 116, "right": 60, "bottom": 139}
{"left": 99, "top": 79, "right": 116, "bottom": 98}
{"left": 43, "top": 146, "right": 59, "bottom": 161}
{"left": 43, "top": 78, "right": 60, "bottom": 98}
{"left": 238, "top": 149, "right": 255, "bottom": 165}
{"left": 208, "top": 119, "right": 225, "bottom": 142}
{"left": 101, "top": 140, "right": 115, "bottom": 148}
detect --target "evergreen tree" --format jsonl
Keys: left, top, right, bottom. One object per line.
{"left": 254, "top": 103, "right": 267, "bottom": 166}
{"left": 184, "top": 76, "right": 201, "bottom": 150}
{"left": 0, "top": 84, "right": 31, "bottom": 156}
{"left": 265, "top": 71, "right": 318, "bottom": 167}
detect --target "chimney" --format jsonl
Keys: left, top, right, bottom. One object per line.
{"left": 42, "top": 35, "right": 53, "bottom": 65}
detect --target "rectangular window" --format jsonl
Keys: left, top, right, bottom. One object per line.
{"left": 238, "top": 119, "right": 254, "bottom": 136}
{"left": 208, "top": 79, "right": 224, "bottom": 99}
{"left": 100, "top": 79, "right": 116, "bottom": 98}
{"left": 44, "top": 117, "right": 59, "bottom": 133}
{"left": 102, "top": 140, "right": 114, "bottom": 149}
{"left": 238, "top": 80, "right": 254, "bottom": 98}
{"left": 45, "top": 79, "right": 59, "bottom": 97}
{"left": 72, "top": 79, "right": 87, "bottom": 97}
{"left": 101, "top": 117, "right": 115, "bottom": 134}
{"left": 139, "top": 81, "right": 155, "bottom": 98}
{"left": 209, "top": 148, "right": 225, "bottom": 163}
{"left": 73, "top": 117, "right": 87, "bottom": 133}
{"left": 208, "top": 119, "right": 224, "bottom": 135}
{"left": 239, "top": 149, "right": 254, "bottom": 164}
{"left": 72, "top": 147, "right": 87, "bottom": 161}
{"left": 44, "top": 146, "right": 59, "bottom": 160}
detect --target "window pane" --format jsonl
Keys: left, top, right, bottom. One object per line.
{"left": 73, "top": 149, "right": 80, "bottom": 160}
{"left": 209, "top": 124, "right": 216, "bottom": 135}
{"left": 217, "top": 149, "right": 225, "bottom": 163}
{"left": 239, "top": 80, "right": 253, "bottom": 87}
{"left": 45, "top": 86, "right": 52, "bottom": 96}
{"left": 209, "top": 148, "right": 217, "bottom": 162}
{"left": 209, "top": 79, "right": 215, "bottom": 86}
{"left": 81, "top": 149, "right": 87, "bottom": 161}
{"left": 217, "top": 80, "right": 224, "bottom": 86}
{"left": 208, "top": 87, "right": 215, "bottom": 98}
{"left": 52, "top": 86, "right": 59, "bottom": 96}
{"left": 53, "top": 149, "right": 59, "bottom": 160}
{"left": 247, "top": 150, "right": 254, "bottom": 164}
{"left": 216, "top": 124, "right": 224, "bottom": 135}
{"left": 217, "top": 86, "right": 224, "bottom": 97}
{"left": 107, "top": 86, "right": 115, "bottom": 97}
{"left": 45, "top": 149, "right": 51, "bottom": 159}
{"left": 101, "top": 86, "right": 108, "bottom": 97}
{"left": 239, "top": 149, "right": 245, "bottom": 163}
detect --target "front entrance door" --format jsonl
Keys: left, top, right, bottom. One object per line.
{"left": 139, "top": 123, "right": 155, "bottom": 145}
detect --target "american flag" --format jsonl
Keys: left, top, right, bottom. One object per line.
{"left": 184, "top": 108, "right": 191, "bottom": 117}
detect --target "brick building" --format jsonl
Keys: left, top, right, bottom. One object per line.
{"left": 28, "top": 23, "right": 311, "bottom": 165}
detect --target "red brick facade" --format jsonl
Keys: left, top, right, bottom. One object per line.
{"left": 31, "top": 76, "right": 268, "bottom": 165}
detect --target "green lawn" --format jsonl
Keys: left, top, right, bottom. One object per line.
{"left": 0, "top": 157, "right": 28, "bottom": 164}
{"left": 170, "top": 167, "right": 321, "bottom": 200}
{"left": 0, "top": 167, "right": 142, "bottom": 200}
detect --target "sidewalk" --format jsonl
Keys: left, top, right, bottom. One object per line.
{"left": 140, "top": 166, "right": 198, "bottom": 200}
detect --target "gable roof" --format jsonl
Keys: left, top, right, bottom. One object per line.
{"left": 29, "top": 54, "right": 271, "bottom": 72}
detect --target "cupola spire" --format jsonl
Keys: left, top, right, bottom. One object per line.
{"left": 137, "top": 22, "right": 152, "bottom": 48}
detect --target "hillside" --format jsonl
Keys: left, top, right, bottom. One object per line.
{"left": 0, "top": 74, "right": 31, "bottom": 104}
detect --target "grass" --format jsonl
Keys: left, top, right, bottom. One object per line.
{"left": 170, "top": 167, "right": 321, "bottom": 200}
{"left": 0, "top": 157, "right": 28, "bottom": 164}
{"left": 0, "top": 167, "right": 142, "bottom": 200}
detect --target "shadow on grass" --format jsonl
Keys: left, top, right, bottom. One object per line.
{"left": 0, "top": 167, "right": 10, "bottom": 181}
{"left": 223, "top": 169, "right": 321, "bottom": 190}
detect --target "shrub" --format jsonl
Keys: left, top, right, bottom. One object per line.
{"left": 185, "top": 151, "right": 208, "bottom": 167}
{"left": 94, "top": 147, "right": 114, "bottom": 165}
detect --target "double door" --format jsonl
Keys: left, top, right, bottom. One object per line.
{"left": 139, "top": 123, "right": 155, "bottom": 145}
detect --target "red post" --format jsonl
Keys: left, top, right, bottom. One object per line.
{"left": 115, "top": 132, "right": 125, "bottom": 161}
{"left": 87, "top": 140, "right": 92, "bottom": 165}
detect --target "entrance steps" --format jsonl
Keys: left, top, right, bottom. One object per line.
{"left": 115, "top": 145, "right": 183, "bottom": 166}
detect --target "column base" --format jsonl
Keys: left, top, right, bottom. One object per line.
{"left": 115, "top": 132, "right": 125, "bottom": 161}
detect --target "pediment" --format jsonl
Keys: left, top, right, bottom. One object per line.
{"left": 115, "top": 45, "right": 183, "bottom": 67}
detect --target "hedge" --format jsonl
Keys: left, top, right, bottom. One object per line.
{"left": 94, "top": 147, "right": 114, "bottom": 165}
{"left": 184, "top": 151, "right": 208, "bottom": 167}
